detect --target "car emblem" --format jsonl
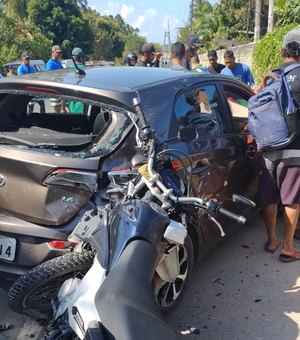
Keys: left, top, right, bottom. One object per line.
{"left": 0, "top": 174, "right": 6, "bottom": 187}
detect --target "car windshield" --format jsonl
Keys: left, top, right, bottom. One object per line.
{"left": 0, "top": 92, "right": 133, "bottom": 159}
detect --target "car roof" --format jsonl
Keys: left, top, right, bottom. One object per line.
{"left": 0, "top": 66, "right": 252, "bottom": 93}
{"left": 3, "top": 60, "right": 45, "bottom": 67}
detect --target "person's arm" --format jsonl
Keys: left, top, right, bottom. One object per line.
{"left": 246, "top": 65, "right": 255, "bottom": 88}
{"left": 45, "top": 60, "right": 52, "bottom": 71}
{"left": 17, "top": 65, "right": 24, "bottom": 76}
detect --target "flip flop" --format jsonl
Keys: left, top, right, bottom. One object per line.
{"left": 264, "top": 241, "right": 281, "bottom": 254}
{"left": 279, "top": 250, "right": 300, "bottom": 263}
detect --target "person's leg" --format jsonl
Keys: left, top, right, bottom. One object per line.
{"left": 28, "top": 101, "right": 34, "bottom": 114}
{"left": 263, "top": 203, "right": 281, "bottom": 250}
{"left": 281, "top": 203, "right": 300, "bottom": 255}
{"left": 39, "top": 100, "right": 45, "bottom": 114}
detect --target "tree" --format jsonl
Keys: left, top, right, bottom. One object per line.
{"left": 192, "top": 0, "right": 218, "bottom": 48}
{"left": 27, "top": 0, "right": 93, "bottom": 57}
{"left": 82, "top": 8, "right": 143, "bottom": 61}
{"left": 252, "top": 23, "right": 298, "bottom": 82}
{"left": 275, "top": 0, "right": 300, "bottom": 25}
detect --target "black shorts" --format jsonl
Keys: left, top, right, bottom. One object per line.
{"left": 259, "top": 158, "right": 300, "bottom": 206}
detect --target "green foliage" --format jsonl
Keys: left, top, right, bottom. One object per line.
{"left": 275, "top": 0, "right": 300, "bottom": 25}
{"left": 27, "top": 0, "right": 93, "bottom": 57}
{"left": 192, "top": 0, "right": 217, "bottom": 48}
{"left": 252, "top": 24, "right": 298, "bottom": 84}
{"left": 0, "top": 0, "right": 148, "bottom": 64}
{"left": 124, "top": 34, "right": 147, "bottom": 55}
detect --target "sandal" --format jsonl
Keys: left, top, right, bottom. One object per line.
{"left": 264, "top": 241, "right": 281, "bottom": 253}
{"left": 279, "top": 250, "right": 300, "bottom": 263}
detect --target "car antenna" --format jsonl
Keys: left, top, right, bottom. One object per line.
{"left": 66, "top": 46, "right": 86, "bottom": 77}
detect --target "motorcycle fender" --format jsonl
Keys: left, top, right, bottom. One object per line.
{"left": 66, "top": 258, "right": 106, "bottom": 339}
{"left": 107, "top": 200, "right": 169, "bottom": 270}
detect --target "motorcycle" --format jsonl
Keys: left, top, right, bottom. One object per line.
{"left": 7, "top": 97, "right": 255, "bottom": 339}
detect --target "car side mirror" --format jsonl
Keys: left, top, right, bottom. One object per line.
{"left": 178, "top": 126, "right": 198, "bottom": 143}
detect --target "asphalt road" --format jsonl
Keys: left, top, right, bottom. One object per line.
{"left": 1, "top": 212, "right": 300, "bottom": 339}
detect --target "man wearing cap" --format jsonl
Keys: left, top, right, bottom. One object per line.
{"left": 46, "top": 45, "right": 63, "bottom": 71}
{"left": 136, "top": 43, "right": 161, "bottom": 67}
{"left": 71, "top": 47, "right": 86, "bottom": 68}
{"left": 182, "top": 36, "right": 203, "bottom": 70}
{"left": 17, "top": 52, "right": 45, "bottom": 113}
{"left": 68, "top": 47, "right": 86, "bottom": 114}
{"left": 259, "top": 27, "right": 300, "bottom": 262}
{"left": 17, "top": 52, "right": 35, "bottom": 75}
{"left": 46, "top": 45, "right": 64, "bottom": 112}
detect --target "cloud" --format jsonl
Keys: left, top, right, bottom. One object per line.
{"left": 120, "top": 4, "right": 134, "bottom": 20}
{"left": 133, "top": 8, "right": 157, "bottom": 30}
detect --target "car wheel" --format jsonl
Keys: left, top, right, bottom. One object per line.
{"left": 7, "top": 251, "right": 94, "bottom": 319}
{"left": 153, "top": 233, "right": 194, "bottom": 314}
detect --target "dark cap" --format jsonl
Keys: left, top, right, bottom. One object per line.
{"left": 21, "top": 52, "right": 30, "bottom": 59}
{"left": 188, "top": 36, "right": 203, "bottom": 48}
{"left": 282, "top": 27, "right": 300, "bottom": 49}
{"left": 72, "top": 47, "right": 86, "bottom": 58}
{"left": 52, "top": 45, "right": 62, "bottom": 53}
{"left": 141, "top": 43, "right": 156, "bottom": 54}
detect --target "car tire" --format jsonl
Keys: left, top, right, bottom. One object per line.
{"left": 153, "top": 233, "right": 194, "bottom": 314}
{"left": 7, "top": 250, "right": 94, "bottom": 319}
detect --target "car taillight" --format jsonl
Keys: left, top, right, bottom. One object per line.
{"left": 43, "top": 168, "right": 98, "bottom": 193}
{"left": 48, "top": 240, "right": 77, "bottom": 249}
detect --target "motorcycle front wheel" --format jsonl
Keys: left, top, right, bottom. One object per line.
{"left": 7, "top": 250, "right": 94, "bottom": 319}
{"left": 153, "top": 233, "right": 194, "bottom": 314}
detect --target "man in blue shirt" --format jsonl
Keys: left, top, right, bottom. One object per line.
{"left": 17, "top": 52, "right": 45, "bottom": 113}
{"left": 221, "top": 50, "right": 255, "bottom": 88}
{"left": 17, "top": 52, "right": 35, "bottom": 75}
{"left": 46, "top": 45, "right": 64, "bottom": 112}
{"left": 46, "top": 45, "right": 63, "bottom": 70}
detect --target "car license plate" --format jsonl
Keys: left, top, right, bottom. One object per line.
{"left": 0, "top": 235, "right": 16, "bottom": 261}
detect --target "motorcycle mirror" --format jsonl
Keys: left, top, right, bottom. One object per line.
{"left": 178, "top": 126, "right": 198, "bottom": 143}
{"left": 232, "top": 194, "right": 256, "bottom": 207}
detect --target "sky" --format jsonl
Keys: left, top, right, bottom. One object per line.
{"left": 87, "top": 0, "right": 192, "bottom": 45}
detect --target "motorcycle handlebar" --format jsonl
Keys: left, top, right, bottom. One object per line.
{"left": 174, "top": 196, "right": 246, "bottom": 224}
{"left": 218, "top": 207, "right": 246, "bottom": 224}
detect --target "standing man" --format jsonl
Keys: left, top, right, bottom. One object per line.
{"left": 17, "top": 52, "right": 45, "bottom": 113}
{"left": 136, "top": 43, "right": 161, "bottom": 67}
{"left": 260, "top": 27, "right": 300, "bottom": 262}
{"left": 207, "top": 50, "right": 225, "bottom": 73}
{"left": 71, "top": 47, "right": 86, "bottom": 68}
{"left": 182, "top": 36, "right": 203, "bottom": 70}
{"left": 165, "top": 42, "right": 186, "bottom": 71}
{"left": 17, "top": 52, "right": 35, "bottom": 75}
{"left": 221, "top": 50, "right": 255, "bottom": 88}
{"left": 46, "top": 45, "right": 63, "bottom": 71}
{"left": 69, "top": 47, "right": 86, "bottom": 114}
{"left": 46, "top": 45, "right": 64, "bottom": 112}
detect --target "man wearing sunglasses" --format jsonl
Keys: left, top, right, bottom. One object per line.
{"left": 46, "top": 45, "right": 65, "bottom": 112}
{"left": 17, "top": 52, "right": 35, "bottom": 75}
{"left": 46, "top": 45, "right": 63, "bottom": 71}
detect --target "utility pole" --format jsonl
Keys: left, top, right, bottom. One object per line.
{"left": 160, "top": 20, "right": 172, "bottom": 68}
{"left": 267, "top": 0, "right": 274, "bottom": 32}
{"left": 246, "top": 0, "right": 251, "bottom": 40}
{"left": 189, "top": 0, "right": 195, "bottom": 36}
{"left": 254, "top": 0, "right": 262, "bottom": 41}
